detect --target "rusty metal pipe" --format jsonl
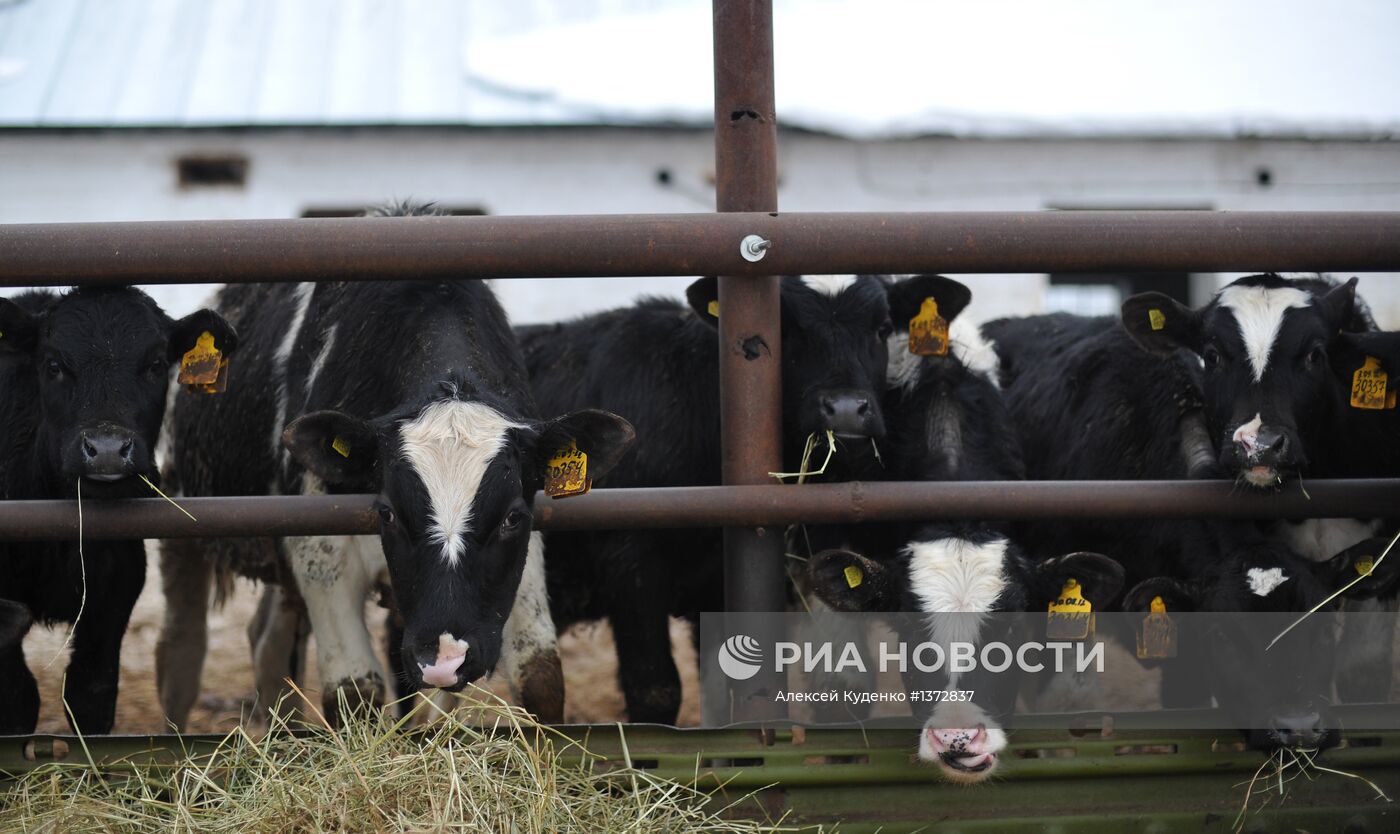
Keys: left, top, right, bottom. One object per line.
{"left": 1, "top": 480, "right": 1395, "bottom": 541}
{"left": 3, "top": 212, "right": 1400, "bottom": 286}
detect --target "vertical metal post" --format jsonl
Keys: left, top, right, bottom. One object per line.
{"left": 713, "top": 0, "right": 786, "bottom": 721}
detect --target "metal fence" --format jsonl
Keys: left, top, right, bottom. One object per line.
{"left": 4, "top": 0, "right": 1400, "bottom": 718}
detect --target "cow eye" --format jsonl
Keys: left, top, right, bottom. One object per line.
{"left": 501, "top": 509, "right": 527, "bottom": 532}
{"left": 877, "top": 320, "right": 894, "bottom": 340}
{"left": 1202, "top": 345, "right": 1221, "bottom": 370}
{"left": 377, "top": 505, "right": 396, "bottom": 526}
{"left": 45, "top": 359, "right": 63, "bottom": 379}
{"left": 1306, "top": 345, "right": 1326, "bottom": 366}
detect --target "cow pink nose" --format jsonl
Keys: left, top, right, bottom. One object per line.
{"left": 927, "top": 725, "right": 987, "bottom": 755}
{"left": 418, "top": 633, "right": 469, "bottom": 688}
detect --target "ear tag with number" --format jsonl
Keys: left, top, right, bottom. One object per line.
{"left": 331, "top": 436, "right": 351, "bottom": 458}
{"left": 908, "top": 297, "right": 949, "bottom": 357}
{"left": 843, "top": 564, "right": 864, "bottom": 589}
{"left": 1351, "top": 356, "right": 1388, "bottom": 410}
{"left": 1136, "top": 596, "right": 1178, "bottom": 659}
{"left": 1148, "top": 309, "right": 1166, "bottom": 331}
{"left": 179, "top": 331, "right": 229, "bottom": 394}
{"left": 707, "top": 300, "right": 720, "bottom": 318}
{"left": 545, "top": 440, "right": 590, "bottom": 499}
{"left": 1047, "top": 578, "right": 1093, "bottom": 640}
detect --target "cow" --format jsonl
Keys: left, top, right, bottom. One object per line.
{"left": 519, "top": 274, "right": 950, "bottom": 724}
{"left": 0, "top": 286, "right": 236, "bottom": 733}
{"left": 805, "top": 275, "right": 1124, "bottom": 783}
{"left": 155, "top": 202, "right": 634, "bottom": 729}
{"left": 0, "top": 600, "right": 31, "bottom": 652}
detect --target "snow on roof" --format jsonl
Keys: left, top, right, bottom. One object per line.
{"left": 1, "top": 0, "right": 1397, "bottom": 138}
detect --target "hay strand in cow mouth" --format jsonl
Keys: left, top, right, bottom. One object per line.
{"left": 0, "top": 685, "right": 794, "bottom": 833}
{"left": 1231, "top": 746, "right": 1391, "bottom": 831}
{"left": 139, "top": 473, "right": 198, "bottom": 522}
{"left": 46, "top": 478, "right": 89, "bottom": 669}
{"left": 1266, "top": 526, "right": 1400, "bottom": 652}
{"left": 768, "top": 430, "right": 837, "bottom": 484}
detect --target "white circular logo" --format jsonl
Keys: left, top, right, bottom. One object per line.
{"left": 717, "top": 634, "right": 763, "bottom": 680}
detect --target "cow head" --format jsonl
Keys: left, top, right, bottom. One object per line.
{"left": 1123, "top": 536, "right": 1400, "bottom": 754}
{"left": 686, "top": 275, "right": 965, "bottom": 478}
{"left": 0, "top": 287, "right": 237, "bottom": 497}
{"left": 284, "top": 399, "right": 633, "bottom": 690}
{"left": 809, "top": 540, "right": 1123, "bottom": 783}
{"left": 1122, "top": 275, "right": 1362, "bottom": 488}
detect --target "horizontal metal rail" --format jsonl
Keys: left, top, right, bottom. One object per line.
{"left": 3, "top": 211, "right": 1400, "bottom": 286}
{"left": 0, "top": 479, "right": 1394, "bottom": 541}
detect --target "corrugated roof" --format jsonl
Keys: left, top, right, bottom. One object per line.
{"left": 1, "top": 0, "right": 1397, "bottom": 138}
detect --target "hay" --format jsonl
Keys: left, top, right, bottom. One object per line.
{"left": 0, "top": 689, "right": 797, "bottom": 834}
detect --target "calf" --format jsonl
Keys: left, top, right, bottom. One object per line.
{"left": 807, "top": 276, "right": 1123, "bottom": 782}
{"left": 156, "top": 202, "right": 633, "bottom": 728}
{"left": 0, "top": 286, "right": 235, "bottom": 733}
{"left": 520, "top": 274, "right": 949, "bottom": 724}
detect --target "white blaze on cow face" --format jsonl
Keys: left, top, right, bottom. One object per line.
{"left": 801, "top": 274, "right": 859, "bottom": 298}
{"left": 886, "top": 317, "right": 1000, "bottom": 393}
{"left": 1217, "top": 285, "right": 1311, "bottom": 383}
{"left": 904, "top": 537, "right": 1009, "bottom": 650}
{"left": 398, "top": 400, "right": 526, "bottom": 566}
{"left": 1247, "top": 566, "right": 1290, "bottom": 597}
{"left": 271, "top": 281, "right": 317, "bottom": 457}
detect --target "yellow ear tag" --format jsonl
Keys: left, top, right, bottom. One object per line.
{"left": 545, "top": 440, "right": 590, "bottom": 499}
{"left": 331, "top": 436, "right": 351, "bottom": 458}
{"left": 1047, "top": 578, "right": 1093, "bottom": 640}
{"left": 1357, "top": 556, "right": 1376, "bottom": 577}
{"left": 1148, "top": 309, "right": 1166, "bottom": 331}
{"left": 843, "top": 564, "right": 863, "bottom": 589}
{"left": 179, "top": 331, "right": 229, "bottom": 394}
{"left": 1136, "top": 595, "right": 1178, "bottom": 659}
{"left": 908, "top": 297, "right": 949, "bottom": 357}
{"left": 707, "top": 300, "right": 720, "bottom": 318}
{"left": 1351, "top": 356, "right": 1388, "bottom": 410}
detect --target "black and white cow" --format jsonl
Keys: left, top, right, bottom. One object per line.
{"left": 520, "top": 274, "right": 942, "bottom": 724}
{"left": 156, "top": 203, "right": 633, "bottom": 728}
{"left": 0, "top": 286, "right": 236, "bottom": 733}
{"left": 807, "top": 276, "right": 1123, "bottom": 783}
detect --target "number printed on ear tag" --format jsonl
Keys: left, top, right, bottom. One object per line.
{"left": 545, "top": 441, "right": 590, "bottom": 499}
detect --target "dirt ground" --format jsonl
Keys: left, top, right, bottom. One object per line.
{"left": 25, "top": 546, "right": 702, "bottom": 734}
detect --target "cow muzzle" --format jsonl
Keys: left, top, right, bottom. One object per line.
{"left": 815, "top": 388, "right": 885, "bottom": 439}
{"left": 78, "top": 428, "right": 137, "bottom": 482}
{"left": 1229, "top": 415, "right": 1295, "bottom": 487}
{"left": 416, "top": 633, "right": 472, "bottom": 689}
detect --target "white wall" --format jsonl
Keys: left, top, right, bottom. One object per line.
{"left": 2, "top": 128, "right": 1398, "bottom": 325}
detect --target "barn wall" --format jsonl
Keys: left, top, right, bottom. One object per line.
{"left": 1, "top": 127, "right": 1398, "bottom": 326}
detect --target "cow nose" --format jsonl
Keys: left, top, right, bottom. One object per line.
{"left": 1267, "top": 711, "right": 1325, "bottom": 749}
{"left": 1252, "top": 427, "right": 1288, "bottom": 464}
{"left": 80, "top": 431, "right": 135, "bottom": 480}
{"left": 417, "top": 633, "right": 470, "bottom": 689}
{"left": 817, "top": 390, "right": 883, "bottom": 438}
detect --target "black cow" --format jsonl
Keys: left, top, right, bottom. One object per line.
{"left": 0, "top": 286, "right": 235, "bottom": 733}
{"left": 806, "top": 276, "right": 1123, "bottom": 783}
{"left": 520, "top": 274, "right": 947, "bottom": 724}
{"left": 155, "top": 202, "right": 633, "bottom": 728}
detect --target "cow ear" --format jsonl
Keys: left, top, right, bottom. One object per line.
{"left": 1334, "top": 331, "right": 1400, "bottom": 383}
{"left": 887, "top": 275, "right": 972, "bottom": 330}
{"left": 1317, "top": 277, "right": 1360, "bottom": 334}
{"left": 168, "top": 309, "right": 240, "bottom": 363}
{"left": 535, "top": 409, "right": 635, "bottom": 485}
{"left": 0, "top": 297, "right": 41, "bottom": 355}
{"left": 282, "top": 410, "right": 380, "bottom": 488}
{"left": 685, "top": 277, "right": 720, "bottom": 329}
{"left": 0, "top": 600, "right": 31, "bottom": 649}
{"left": 1320, "top": 536, "right": 1400, "bottom": 600}
{"left": 1123, "top": 577, "right": 1201, "bottom": 613}
{"left": 1031, "top": 552, "right": 1125, "bottom": 610}
{"left": 809, "top": 549, "right": 899, "bottom": 612}
{"left": 1121, "top": 292, "right": 1202, "bottom": 355}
